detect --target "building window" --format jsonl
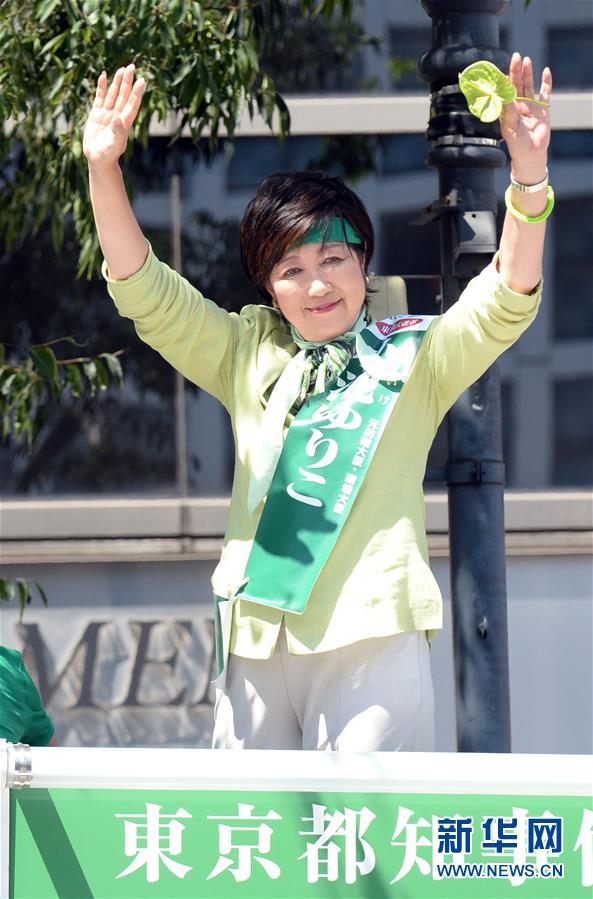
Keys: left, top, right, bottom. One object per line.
{"left": 553, "top": 197, "right": 593, "bottom": 341}
{"left": 389, "top": 27, "right": 431, "bottom": 92}
{"left": 553, "top": 378, "right": 593, "bottom": 486}
{"left": 548, "top": 26, "right": 593, "bottom": 89}
{"left": 551, "top": 129, "right": 593, "bottom": 160}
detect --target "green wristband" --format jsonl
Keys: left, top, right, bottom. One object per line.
{"left": 505, "top": 184, "right": 555, "bottom": 224}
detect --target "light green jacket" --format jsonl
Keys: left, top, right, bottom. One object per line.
{"left": 103, "top": 244, "right": 541, "bottom": 658}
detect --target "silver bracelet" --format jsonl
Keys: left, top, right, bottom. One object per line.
{"left": 510, "top": 168, "right": 549, "bottom": 193}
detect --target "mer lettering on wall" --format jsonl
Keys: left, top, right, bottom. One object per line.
{"left": 12, "top": 615, "right": 217, "bottom": 748}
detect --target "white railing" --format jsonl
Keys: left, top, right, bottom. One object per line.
{"left": 1, "top": 743, "right": 591, "bottom": 794}
{"left": 2, "top": 741, "right": 591, "bottom": 898}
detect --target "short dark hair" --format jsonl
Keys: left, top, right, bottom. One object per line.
{"left": 240, "top": 170, "right": 374, "bottom": 302}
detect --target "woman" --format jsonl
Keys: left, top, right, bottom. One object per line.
{"left": 83, "top": 53, "right": 552, "bottom": 751}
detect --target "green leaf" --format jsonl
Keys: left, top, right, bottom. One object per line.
{"left": 51, "top": 209, "right": 65, "bottom": 252}
{"left": 40, "top": 32, "right": 69, "bottom": 55}
{"left": 83, "top": 359, "right": 97, "bottom": 395}
{"left": 275, "top": 93, "right": 291, "bottom": 137}
{"left": 0, "top": 579, "right": 15, "bottom": 603}
{"left": 0, "top": 344, "right": 5, "bottom": 366}
{"left": 48, "top": 74, "right": 66, "bottom": 102}
{"left": 30, "top": 345, "right": 59, "bottom": 383}
{"left": 458, "top": 60, "right": 516, "bottom": 123}
{"left": 16, "top": 580, "right": 31, "bottom": 619}
{"left": 66, "top": 363, "right": 84, "bottom": 397}
{"left": 35, "top": 582, "right": 49, "bottom": 608}
{"left": 100, "top": 352, "right": 124, "bottom": 387}
{"left": 93, "top": 356, "right": 109, "bottom": 391}
{"left": 82, "top": 0, "right": 101, "bottom": 15}
{"left": 38, "top": 0, "right": 61, "bottom": 23}
{"left": 0, "top": 372, "right": 17, "bottom": 397}
{"left": 172, "top": 61, "right": 194, "bottom": 87}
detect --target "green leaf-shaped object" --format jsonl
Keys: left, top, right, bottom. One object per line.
{"left": 459, "top": 60, "right": 517, "bottom": 122}
{"left": 30, "top": 345, "right": 59, "bottom": 384}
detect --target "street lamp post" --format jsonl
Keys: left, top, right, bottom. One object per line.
{"left": 418, "top": 0, "right": 511, "bottom": 751}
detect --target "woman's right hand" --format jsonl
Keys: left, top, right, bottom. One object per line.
{"left": 83, "top": 63, "right": 146, "bottom": 169}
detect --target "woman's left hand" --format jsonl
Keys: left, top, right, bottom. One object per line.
{"left": 500, "top": 52, "right": 552, "bottom": 181}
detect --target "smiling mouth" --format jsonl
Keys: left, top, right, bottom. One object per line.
{"left": 308, "top": 299, "right": 342, "bottom": 313}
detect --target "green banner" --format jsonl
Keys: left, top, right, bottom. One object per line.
{"left": 10, "top": 788, "right": 592, "bottom": 897}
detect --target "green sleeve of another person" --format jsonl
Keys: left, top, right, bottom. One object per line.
{"left": 0, "top": 647, "right": 54, "bottom": 745}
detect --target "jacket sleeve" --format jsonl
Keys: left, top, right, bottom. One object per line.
{"left": 102, "top": 241, "right": 254, "bottom": 408}
{"left": 424, "top": 253, "right": 542, "bottom": 419}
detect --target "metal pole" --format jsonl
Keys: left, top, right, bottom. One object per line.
{"left": 418, "top": 0, "right": 512, "bottom": 751}
{"left": 170, "top": 173, "right": 190, "bottom": 539}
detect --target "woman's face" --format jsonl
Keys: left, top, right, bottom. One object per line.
{"left": 267, "top": 241, "right": 366, "bottom": 342}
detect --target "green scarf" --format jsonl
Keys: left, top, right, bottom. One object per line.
{"left": 288, "top": 308, "right": 367, "bottom": 407}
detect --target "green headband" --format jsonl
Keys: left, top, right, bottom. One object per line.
{"left": 292, "top": 217, "right": 363, "bottom": 248}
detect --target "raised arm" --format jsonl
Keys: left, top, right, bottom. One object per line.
{"left": 424, "top": 53, "right": 552, "bottom": 414}
{"left": 498, "top": 53, "right": 552, "bottom": 294}
{"left": 82, "top": 64, "right": 256, "bottom": 408}
{"left": 83, "top": 64, "right": 148, "bottom": 279}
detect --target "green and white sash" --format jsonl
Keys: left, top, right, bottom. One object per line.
{"left": 212, "top": 315, "right": 434, "bottom": 683}
{"left": 236, "top": 314, "right": 434, "bottom": 612}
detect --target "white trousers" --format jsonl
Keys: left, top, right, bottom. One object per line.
{"left": 212, "top": 625, "right": 435, "bottom": 751}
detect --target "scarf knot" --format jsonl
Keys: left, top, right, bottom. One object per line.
{"left": 289, "top": 309, "right": 367, "bottom": 410}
